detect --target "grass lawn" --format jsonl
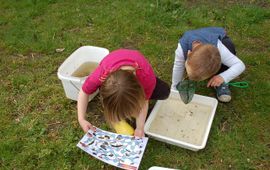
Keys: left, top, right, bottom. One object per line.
{"left": 0, "top": 0, "right": 269, "bottom": 169}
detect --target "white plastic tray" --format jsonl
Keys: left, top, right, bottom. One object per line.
{"left": 57, "top": 46, "right": 109, "bottom": 101}
{"left": 148, "top": 166, "right": 178, "bottom": 170}
{"left": 144, "top": 90, "right": 218, "bottom": 151}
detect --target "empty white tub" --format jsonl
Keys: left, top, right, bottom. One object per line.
{"left": 149, "top": 166, "right": 178, "bottom": 170}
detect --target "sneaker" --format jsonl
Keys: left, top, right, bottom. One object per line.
{"left": 216, "top": 83, "right": 231, "bottom": 102}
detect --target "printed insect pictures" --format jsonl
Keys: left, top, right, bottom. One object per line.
{"left": 77, "top": 128, "right": 148, "bottom": 170}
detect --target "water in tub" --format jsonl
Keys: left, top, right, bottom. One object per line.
{"left": 148, "top": 99, "right": 212, "bottom": 146}
{"left": 72, "top": 62, "right": 99, "bottom": 78}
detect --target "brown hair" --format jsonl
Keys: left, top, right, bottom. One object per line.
{"left": 99, "top": 69, "right": 145, "bottom": 123}
{"left": 186, "top": 44, "right": 221, "bottom": 81}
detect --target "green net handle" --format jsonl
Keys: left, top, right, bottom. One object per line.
{"left": 227, "top": 81, "right": 249, "bottom": 88}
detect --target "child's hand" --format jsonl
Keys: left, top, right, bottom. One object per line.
{"left": 207, "top": 75, "right": 224, "bottom": 87}
{"left": 134, "top": 128, "right": 145, "bottom": 138}
{"left": 78, "top": 119, "right": 96, "bottom": 133}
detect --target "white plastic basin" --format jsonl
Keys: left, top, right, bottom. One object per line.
{"left": 57, "top": 46, "right": 109, "bottom": 101}
{"left": 144, "top": 90, "right": 218, "bottom": 151}
{"left": 148, "top": 166, "right": 178, "bottom": 170}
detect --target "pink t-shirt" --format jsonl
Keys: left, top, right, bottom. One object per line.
{"left": 82, "top": 49, "right": 156, "bottom": 99}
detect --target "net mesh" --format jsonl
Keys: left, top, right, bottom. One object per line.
{"left": 176, "top": 80, "right": 196, "bottom": 104}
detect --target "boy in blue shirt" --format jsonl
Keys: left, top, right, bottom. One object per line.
{"left": 172, "top": 27, "right": 245, "bottom": 102}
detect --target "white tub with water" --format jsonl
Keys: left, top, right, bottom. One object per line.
{"left": 144, "top": 90, "right": 218, "bottom": 151}
{"left": 57, "top": 46, "right": 109, "bottom": 101}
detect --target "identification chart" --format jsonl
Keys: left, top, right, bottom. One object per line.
{"left": 77, "top": 128, "right": 148, "bottom": 170}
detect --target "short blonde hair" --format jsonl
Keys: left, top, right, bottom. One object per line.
{"left": 100, "top": 70, "right": 145, "bottom": 123}
{"left": 186, "top": 44, "right": 221, "bottom": 81}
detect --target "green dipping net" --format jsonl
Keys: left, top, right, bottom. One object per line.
{"left": 176, "top": 80, "right": 248, "bottom": 104}
{"left": 176, "top": 80, "right": 197, "bottom": 104}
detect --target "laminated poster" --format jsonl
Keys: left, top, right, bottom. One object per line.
{"left": 77, "top": 128, "right": 148, "bottom": 170}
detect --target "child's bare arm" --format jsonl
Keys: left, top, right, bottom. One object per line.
{"left": 77, "top": 89, "right": 95, "bottom": 132}
{"left": 135, "top": 100, "right": 149, "bottom": 137}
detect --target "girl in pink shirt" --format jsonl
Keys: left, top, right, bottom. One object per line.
{"left": 77, "top": 49, "right": 169, "bottom": 137}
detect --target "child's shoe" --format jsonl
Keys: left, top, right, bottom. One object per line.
{"left": 216, "top": 83, "right": 231, "bottom": 102}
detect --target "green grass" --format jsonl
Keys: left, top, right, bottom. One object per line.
{"left": 0, "top": 0, "right": 270, "bottom": 169}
